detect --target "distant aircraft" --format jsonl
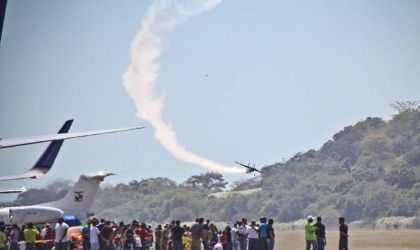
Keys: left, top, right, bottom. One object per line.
{"left": 234, "top": 161, "right": 266, "bottom": 175}
{"left": 0, "top": 171, "right": 115, "bottom": 225}
{"left": 0, "top": 121, "right": 145, "bottom": 149}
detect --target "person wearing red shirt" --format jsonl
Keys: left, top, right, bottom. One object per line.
{"left": 139, "top": 223, "right": 150, "bottom": 250}
{"left": 219, "top": 231, "right": 227, "bottom": 250}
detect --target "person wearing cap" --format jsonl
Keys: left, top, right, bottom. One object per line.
{"left": 41, "top": 223, "right": 53, "bottom": 250}
{"left": 182, "top": 231, "right": 189, "bottom": 250}
{"left": 40, "top": 224, "right": 49, "bottom": 241}
{"left": 305, "top": 216, "right": 318, "bottom": 250}
{"left": 90, "top": 219, "right": 101, "bottom": 250}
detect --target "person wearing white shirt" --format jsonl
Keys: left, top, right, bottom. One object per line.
{"left": 235, "top": 221, "right": 247, "bottom": 250}
{"left": 54, "top": 218, "right": 69, "bottom": 250}
{"left": 90, "top": 219, "right": 101, "bottom": 250}
{"left": 246, "top": 221, "right": 259, "bottom": 250}
{"left": 210, "top": 242, "right": 223, "bottom": 250}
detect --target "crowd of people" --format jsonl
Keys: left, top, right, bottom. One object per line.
{"left": 0, "top": 217, "right": 275, "bottom": 250}
{"left": 0, "top": 215, "right": 349, "bottom": 250}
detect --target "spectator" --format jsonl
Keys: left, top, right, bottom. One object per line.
{"left": 338, "top": 217, "right": 349, "bottom": 250}
{"left": 24, "top": 223, "right": 39, "bottom": 250}
{"left": 314, "top": 217, "right": 326, "bottom": 250}
{"left": 305, "top": 216, "right": 317, "bottom": 250}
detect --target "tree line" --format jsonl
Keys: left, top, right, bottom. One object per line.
{"left": 4, "top": 101, "right": 420, "bottom": 229}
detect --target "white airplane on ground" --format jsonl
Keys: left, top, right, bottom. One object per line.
{"left": 0, "top": 171, "right": 115, "bottom": 226}
{"left": 0, "top": 121, "right": 145, "bottom": 149}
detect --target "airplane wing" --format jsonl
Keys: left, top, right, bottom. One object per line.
{"left": 234, "top": 161, "right": 266, "bottom": 174}
{"left": 0, "top": 187, "right": 26, "bottom": 194}
{"left": 234, "top": 161, "right": 253, "bottom": 170}
{"left": 254, "top": 169, "right": 267, "bottom": 174}
{"left": 0, "top": 119, "right": 74, "bottom": 182}
{"left": 0, "top": 125, "right": 145, "bottom": 149}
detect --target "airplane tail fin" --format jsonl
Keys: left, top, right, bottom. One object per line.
{"left": 0, "top": 120, "right": 74, "bottom": 183}
{"left": 39, "top": 172, "right": 115, "bottom": 221}
{"left": 29, "top": 119, "right": 73, "bottom": 174}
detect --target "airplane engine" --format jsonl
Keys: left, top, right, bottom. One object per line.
{"left": 9, "top": 206, "right": 64, "bottom": 224}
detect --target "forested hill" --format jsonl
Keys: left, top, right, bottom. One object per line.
{"left": 6, "top": 102, "right": 420, "bottom": 228}
{"left": 261, "top": 106, "right": 420, "bottom": 226}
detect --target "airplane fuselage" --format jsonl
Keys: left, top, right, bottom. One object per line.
{"left": 0, "top": 206, "right": 64, "bottom": 225}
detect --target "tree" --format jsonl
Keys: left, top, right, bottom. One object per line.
{"left": 231, "top": 178, "right": 261, "bottom": 191}
{"left": 138, "top": 178, "right": 177, "bottom": 194}
{"left": 390, "top": 100, "right": 420, "bottom": 113}
{"left": 403, "top": 146, "right": 420, "bottom": 166}
{"left": 183, "top": 172, "right": 228, "bottom": 191}
{"left": 385, "top": 162, "right": 418, "bottom": 189}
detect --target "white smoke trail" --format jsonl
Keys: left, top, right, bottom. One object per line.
{"left": 123, "top": 0, "right": 244, "bottom": 174}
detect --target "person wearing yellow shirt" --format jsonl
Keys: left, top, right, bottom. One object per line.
{"left": 182, "top": 232, "right": 190, "bottom": 250}
{"left": 305, "top": 216, "right": 318, "bottom": 250}
{"left": 24, "top": 223, "right": 39, "bottom": 250}
{"left": 0, "top": 225, "right": 7, "bottom": 250}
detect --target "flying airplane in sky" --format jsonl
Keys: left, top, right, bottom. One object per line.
{"left": 0, "top": 121, "right": 145, "bottom": 149}
{"left": 0, "top": 171, "right": 115, "bottom": 225}
{"left": 234, "top": 161, "right": 266, "bottom": 175}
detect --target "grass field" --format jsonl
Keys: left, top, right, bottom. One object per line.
{"left": 274, "top": 230, "right": 420, "bottom": 250}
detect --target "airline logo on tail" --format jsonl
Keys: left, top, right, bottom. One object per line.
{"left": 74, "top": 191, "right": 84, "bottom": 202}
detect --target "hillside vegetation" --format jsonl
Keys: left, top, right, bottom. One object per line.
{"left": 5, "top": 102, "right": 420, "bottom": 228}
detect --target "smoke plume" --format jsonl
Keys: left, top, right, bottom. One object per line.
{"left": 123, "top": 0, "right": 244, "bottom": 174}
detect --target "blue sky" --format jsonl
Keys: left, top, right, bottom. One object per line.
{"left": 1, "top": 0, "right": 419, "bottom": 200}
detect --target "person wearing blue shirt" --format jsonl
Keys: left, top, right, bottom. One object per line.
{"left": 257, "top": 217, "right": 268, "bottom": 250}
